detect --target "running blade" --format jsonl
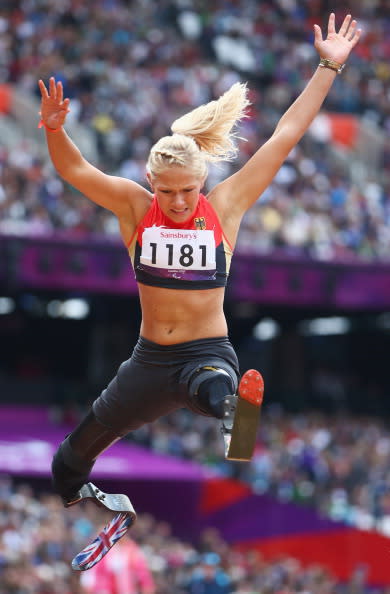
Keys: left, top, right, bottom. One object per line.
{"left": 72, "top": 511, "right": 134, "bottom": 571}
{"left": 225, "top": 368, "right": 264, "bottom": 461}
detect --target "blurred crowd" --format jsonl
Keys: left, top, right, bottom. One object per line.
{"left": 2, "top": 3, "right": 390, "bottom": 592}
{"left": 1, "top": 475, "right": 388, "bottom": 594}
{"left": 0, "top": 0, "right": 389, "bottom": 260}
{"left": 127, "top": 406, "right": 390, "bottom": 539}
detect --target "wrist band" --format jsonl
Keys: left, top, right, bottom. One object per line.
{"left": 319, "top": 58, "right": 345, "bottom": 74}
{"left": 38, "top": 119, "right": 62, "bottom": 132}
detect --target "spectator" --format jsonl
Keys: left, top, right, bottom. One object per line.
{"left": 81, "top": 534, "right": 156, "bottom": 594}
{"left": 184, "top": 553, "right": 233, "bottom": 594}
{"left": 0, "top": 1, "right": 388, "bottom": 261}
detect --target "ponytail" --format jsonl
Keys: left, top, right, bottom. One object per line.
{"left": 147, "top": 82, "right": 250, "bottom": 178}
{"left": 171, "top": 82, "right": 250, "bottom": 162}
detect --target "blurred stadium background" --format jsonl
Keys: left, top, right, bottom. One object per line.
{"left": 0, "top": 1, "right": 389, "bottom": 592}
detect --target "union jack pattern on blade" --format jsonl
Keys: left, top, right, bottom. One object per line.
{"left": 72, "top": 512, "right": 133, "bottom": 571}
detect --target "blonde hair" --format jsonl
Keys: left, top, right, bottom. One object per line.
{"left": 147, "top": 82, "right": 250, "bottom": 179}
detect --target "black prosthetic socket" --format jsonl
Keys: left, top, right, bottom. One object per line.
{"left": 51, "top": 444, "right": 94, "bottom": 503}
{"left": 51, "top": 410, "right": 122, "bottom": 503}
{"left": 67, "top": 410, "right": 122, "bottom": 460}
{"left": 196, "top": 374, "right": 235, "bottom": 419}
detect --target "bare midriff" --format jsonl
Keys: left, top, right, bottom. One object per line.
{"left": 138, "top": 283, "right": 228, "bottom": 345}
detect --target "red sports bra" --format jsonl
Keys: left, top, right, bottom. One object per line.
{"left": 127, "top": 194, "right": 233, "bottom": 290}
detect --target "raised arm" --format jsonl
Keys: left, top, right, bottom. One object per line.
{"left": 214, "top": 13, "right": 361, "bottom": 218}
{"left": 38, "top": 77, "right": 148, "bottom": 219}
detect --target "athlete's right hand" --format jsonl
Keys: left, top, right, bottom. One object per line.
{"left": 38, "top": 77, "right": 70, "bottom": 130}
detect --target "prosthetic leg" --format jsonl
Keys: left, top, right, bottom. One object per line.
{"left": 52, "top": 411, "right": 136, "bottom": 571}
{"left": 189, "top": 366, "right": 264, "bottom": 462}
{"left": 223, "top": 369, "right": 264, "bottom": 461}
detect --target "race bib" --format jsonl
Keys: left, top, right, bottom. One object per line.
{"left": 140, "top": 226, "right": 216, "bottom": 270}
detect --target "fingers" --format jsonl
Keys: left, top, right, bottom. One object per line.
{"left": 57, "top": 80, "right": 63, "bottom": 103}
{"left": 49, "top": 76, "right": 57, "bottom": 100}
{"left": 63, "top": 97, "right": 71, "bottom": 115}
{"left": 38, "top": 76, "right": 69, "bottom": 106}
{"left": 347, "top": 21, "right": 362, "bottom": 46}
{"left": 335, "top": 13, "right": 361, "bottom": 42}
{"left": 38, "top": 79, "right": 49, "bottom": 99}
{"left": 338, "top": 13, "right": 352, "bottom": 37}
{"left": 328, "top": 12, "right": 336, "bottom": 35}
{"left": 350, "top": 27, "right": 362, "bottom": 47}
{"left": 326, "top": 12, "right": 361, "bottom": 48}
{"left": 346, "top": 19, "right": 357, "bottom": 40}
{"left": 313, "top": 23, "right": 323, "bottom": 44}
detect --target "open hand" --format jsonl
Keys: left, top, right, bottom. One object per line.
{"left": 38, "top": 77, "right": 70, "bottom": 130}
{"left": 314, "top": 13, "right": 361, "bottom": 65}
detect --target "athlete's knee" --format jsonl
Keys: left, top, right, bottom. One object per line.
{"left": 189, "top": 365, "right": 238, "bottom": 418}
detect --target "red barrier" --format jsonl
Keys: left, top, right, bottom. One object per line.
{"left": 236, "top": 529, "right": 390, "bottom": 586}
{"left": 200, "top": 477, "right": 390, "bottom": 587}
{"left": 0, "top": 84, "right": 12, "bottom": 114}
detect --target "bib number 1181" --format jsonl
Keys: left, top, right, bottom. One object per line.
{"left": 150, "top": 242, "right": 207, "bottom": 267}
{"left": 140, "top": 228, "right": 216, "bottom": 270}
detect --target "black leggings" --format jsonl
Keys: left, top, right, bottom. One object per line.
{"left": 92, "top": 335, "right": 240, "bottom": 432}
{"left": 52, "top": 336, "right": 240, "bottom": 500}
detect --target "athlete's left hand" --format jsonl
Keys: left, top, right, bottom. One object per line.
{"left": 314, "top": 13, "right": 361, "bottom": 64}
